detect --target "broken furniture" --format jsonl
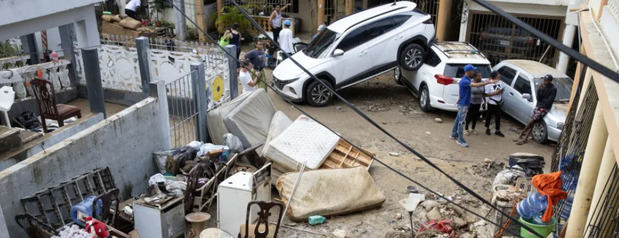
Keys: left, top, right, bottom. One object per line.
{"left": 30, "top": 78, "right": 81, "bottom": 133}
{"left": 239, "top": 201, "right": 284, "bottom": 238}
{"left": 275, "top": 166, "right": 386, "bottom": 221}
{"left": 91, "top": 188, "right": 120, "bottom": 226}
{"left": 16, "top": 168, "right": 118, "bottom": 237}
{"left": 133, "top": 196, "right": 185, "bottom": 238}
{"left": 218, "top": 164, "right": 272, "bottom": 237}
{"left": 320, "top": 139, "right": 374, "bottom": 169}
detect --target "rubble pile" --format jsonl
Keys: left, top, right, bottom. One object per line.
{"left": 407, "top": 198, "right": 492, "bottom": 237}
{"left": 51, "top": 225, "right": 91, "bottom": 238}
{"left": 469, "top": 159, "right": 505, "bottom": 178}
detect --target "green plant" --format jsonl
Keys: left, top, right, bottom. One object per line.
{"left": 214, "top": 6, "right": 253, "bottom": 36}
{"left": 0, "top": 41, "right": 21, "bottom": 58}
{"left": 150, "top": 0, "right": 171, "bottom": 13}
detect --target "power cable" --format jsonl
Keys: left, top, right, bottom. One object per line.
{"left": 166, "top": 1, "right": 544, "bottom": 236}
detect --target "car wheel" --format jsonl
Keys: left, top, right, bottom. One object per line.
{"left": 399, "top": 43, "right": 425, "bottom": 71}
{"left": 394, "top": 67, "right": 403, "bottom": 85}
{"left": 532, "top": 121, "right": 548, "bottom": 143}
{"left": 419, "top": 85, "right": 432, "bottom": 112}
{"left": 305, "top": 79, "right": 333, "bottom": 107}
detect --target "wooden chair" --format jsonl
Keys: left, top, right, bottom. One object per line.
{"left": 91, "top": 188, "right": 120, "bottom": 226}
{"left": 30, "top": 79, "right": 81, "bottom": 132}
{"left": 239, "top": 201, "right": 284, "bottom": 238}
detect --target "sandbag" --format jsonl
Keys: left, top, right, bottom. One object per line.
{"left": 263, "top": 115, "right": 339, "bottom": 171}
{"left": 101, "top": 15, "right": 113, "bottom": 22}
{"left": 206, "top": 92, "right": 252, "bottom": 144}
{"left": 223, "top": 89, "right": 276, "bottom": 147}
{"left": 111, "top": 15, "right": 122, "bottom": 22}
{"left": 276, "top": 167, "right": 385, "bottom": 221}
{"left": 119, "top": 17, "right": 141, "bottom": 30}
{"left": 260, "top": 111, "right": 292, "bottom": 156}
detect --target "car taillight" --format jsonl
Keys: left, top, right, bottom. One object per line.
{"left": 435, "top": 75, "right": 454, "bottom": 85}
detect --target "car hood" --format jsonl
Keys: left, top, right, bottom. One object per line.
{"left": 546, "top": 103, "right": 568, "bottom": 124}
{"left": 272, "top": 52, "right": 327, "bottom": 80}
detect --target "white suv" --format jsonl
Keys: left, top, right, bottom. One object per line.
{"left": 272, "top": 1, "right": 435, "bottom": 106}
{"left": 397, "top": 42, "right": 492, "bottom": 112}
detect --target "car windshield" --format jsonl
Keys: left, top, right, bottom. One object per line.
{"left": 534, "top": 77, "right": 573, "bottom": 102}
{"left": 304, "top": 29, "right": 338, "bottom": 58}
{"left": 444, "top": 64, "right": 492, "bottom": 78}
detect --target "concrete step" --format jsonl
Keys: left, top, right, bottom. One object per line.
{"left": 0, "top": 126, "right": 22, "bottom": 154}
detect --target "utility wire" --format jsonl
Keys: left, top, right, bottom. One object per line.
{"left": 166, "top": 1, "right": 543, "bottom": 237}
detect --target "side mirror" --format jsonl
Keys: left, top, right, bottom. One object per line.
{"left": 522, "top": 93, "right": 532, "bottom": 102}
{"left": 333, "top": 49, "right": 344, "bottom": 57}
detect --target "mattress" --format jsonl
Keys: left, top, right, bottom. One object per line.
{"left": 206, "top": 91, "right": 252, "bottom": 145}
{"left": 223, "top": 89, "right": 277, "bottom": 148}
{"left": 260, "top": 111, "right": 292, "bottom": 156}
{"left": 263, "top": 115, "right": 340, "bottom": 171}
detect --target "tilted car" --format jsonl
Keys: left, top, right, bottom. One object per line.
{"left": 272, "top": 1, "right": 435, "bottom": 106}
{"left": 493, "top": 60, "right": 573, "bottom": 143}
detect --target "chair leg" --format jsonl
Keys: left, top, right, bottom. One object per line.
{"left": 40, "top": 115, "right": 48, "bottom": 133}
{"left": 58, "top": 119, "right": 64, "bottom": 128}
{"left": 77, "top": 112, "right": 82, "bottom": 119}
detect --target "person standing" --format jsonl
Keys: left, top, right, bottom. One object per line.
{"left": 269, "top": 3, "right": 292, "bottom": 44}
{"left": 484, "top": 71, "right": 505, "bottom": 137}
{"left": 465, "top": 72, "right": 485, "bottom": 135}
{"left": 515, "top": 74, "right": 557, "bottom": 145}
{"left": 124, "top": 0, "right": 141, "bottom": 19}
{"left": 239, "top": 61, "right": 257, "bottom": 94}
{"left": 450, "top": 65, "right": 490, "bottom": 147}
{"left": 278, "top": 19, "right": 294, "bottom": 60}
{"left": 244, "top": 41, "right": 267, "bottom": 90}
{"left": 223, "top": 24, "right": 242, "bottom": 59}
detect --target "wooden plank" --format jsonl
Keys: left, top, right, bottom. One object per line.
{"left": 320, "top": 139, "right": 373, "bottom": 169}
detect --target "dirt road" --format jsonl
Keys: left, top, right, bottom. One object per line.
{"left": 266, "top": 72, "right": 555, "bottom": 237}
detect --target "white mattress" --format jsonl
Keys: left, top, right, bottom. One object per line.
{"left": 223, "top": 89, "right": 277, "bottom": 147}
{"left": 260, "top": 111, "right": 292, "bottom": 156}
{"left": 206, "top": 92, "right": 252, "bottom": 145}
{"left": 263, "top": 115, "right": 340, "bottom": 170}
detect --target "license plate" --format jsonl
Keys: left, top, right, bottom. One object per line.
{"left": 499, "top": 40, "right": 510, "bottom": 46}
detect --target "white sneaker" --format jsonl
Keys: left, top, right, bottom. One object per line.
{"left": 456, "top": 141, "right": 469, "bottom": 148}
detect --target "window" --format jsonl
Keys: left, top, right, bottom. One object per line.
{"left": 337, "top": 15, "right": 409, "bottom": 51}
{"left": 513, "top": 76, "right": 531, "bottom": 95}
{"left": 304, "top": 29, "right": 337, "bottom": 58}
{"left": 497, "top": 66, "right": 516, "bottom": 85}
{"left": 443, "top": 64, "right": 492, "bottom": 78}
{"left": 425, "top": 50, "right": 441, "bottom": 67}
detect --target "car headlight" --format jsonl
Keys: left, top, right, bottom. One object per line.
{"left": 556, "top": 122, "right": 564, "bottom": 129}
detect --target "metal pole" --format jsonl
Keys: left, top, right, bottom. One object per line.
{"left": 191, "top": 63, "right": 208, "bottom": 142}
{"left": 59, "top": 24, "right": 78, "bottom": 86}
{"left": 81, "top": 47, "right": 106, "bottom": 117}
{"left": 224, "top": 45, "right": 238, "bottom": 100}
{"left": 136, "top": 37, "right": 152, "bottom": 96}
{"left": 174, "top": 0, "right": 187, "bottom": 40}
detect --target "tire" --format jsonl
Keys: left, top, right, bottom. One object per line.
{"left": 419, "top": 84, "right": 432, "bottom": 112}
{"left": 399, "top": 43, "right": 426, "bottom": 71}
{"left": 532, "top": 120, "right": 548, "bottom": 143}
{"left": 305, "top": 79, "right": 333, "bottom": 107}
{"left": 394, "top": 67, "right": 403, "bottom": 85}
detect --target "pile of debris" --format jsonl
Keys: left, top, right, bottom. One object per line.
{"left": 469, "top": 158, "right": 505, "bottom": 178}
{"left": 100, "top": 14, "right": 156, "bottom": 37}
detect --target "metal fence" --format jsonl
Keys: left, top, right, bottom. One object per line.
{"left": 583, "top": 164, "right": 619, "bottom": 237}
{"left": 467, "top": 11, "right": 563, "bottom": 66}
{"left": 165, "top": 64, "right": 208, "bottom": 148}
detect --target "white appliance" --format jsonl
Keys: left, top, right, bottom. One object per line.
{"left": 0, "top": 86, "right": 15, "bottom": 127}
{"left": 134, "top": 196, "right": 185, "bottom": 238}
{"left": 217, "top": 163, "right": 271, "bottom": 237}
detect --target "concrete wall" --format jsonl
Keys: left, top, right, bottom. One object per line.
{"left": 0, "top": 96, "right": 171, "bottom": 237}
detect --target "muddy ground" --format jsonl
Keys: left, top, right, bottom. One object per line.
{"left": 260, "top": 72, "right": 555, "bottom": 237}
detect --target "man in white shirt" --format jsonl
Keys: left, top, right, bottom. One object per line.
{"left": 484, "top": 71, "right": 504, "bottom": 137}
{"left": 278, "top": 19, "right": 294, "bottom": 60}
{"left": 239, "top": 61, "right": 257, "bottom": 94}
{"left": 125, "top": 0, "right": 141, "bottom": 19}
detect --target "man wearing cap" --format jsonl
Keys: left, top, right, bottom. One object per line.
{"left": 450, "top": 64, "right": 490, "bottom": 147}
{"left": 278, "top": 19, "right": 294, "bottom": 60}
{"left": 515, "top": 74, "right": 557, "bottom": 145}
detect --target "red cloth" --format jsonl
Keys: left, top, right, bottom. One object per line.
{"left": 532, "top": 171, "right": 567, "bottom": 223}
{"left": 418, "top": 219, "right": 456, "bottom": 238}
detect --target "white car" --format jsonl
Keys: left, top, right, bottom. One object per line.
{"left": 492, "top": 60, "right": 572, "bottom": 143}
{"left": 397, "top": 42, "right": 493, "bottom": 112}
{"left": 272, "top": 1, "right": 435, "bottom": 106}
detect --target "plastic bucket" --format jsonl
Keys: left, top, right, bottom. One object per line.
{"left": 520, "top": 217, "right": 556, "bottom": 238}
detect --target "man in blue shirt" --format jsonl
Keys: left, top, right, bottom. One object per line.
{"left": 450, "top": 64, "right": 490, "bottom": 147}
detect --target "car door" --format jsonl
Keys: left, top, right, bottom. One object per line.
{"left": 330, "top": 18, "right": 397, "bottom": 87}
{"left": 365, "top": 14, "right": 412, "bottom": 68}
{"left": 511, "top": 74, "right": 535, "bottom": 123}
{"left": 496, "top": 66, "right": 518, "bottom": 117}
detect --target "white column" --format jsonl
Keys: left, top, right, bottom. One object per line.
{"left": 556, "top": 24, "right": 576, "bottom": 73}
{"left": 74, "top": 5, "right": 101, "bottom": 48}
{"left": 584, "top": 138, "right": 615, "bottom": 237}
{"left": 458, "top": 0, "right": 470, "bottom": 42}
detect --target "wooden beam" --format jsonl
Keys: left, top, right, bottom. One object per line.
{"left": 317, "top": 0, "right": 325, "bottom": 27}
{"left": 195, "top": 0, "right": 207, "bottom": 42}
{"left": 345, "top": 0, "right": 353, "bottom": 16}
{"left": 436, "top": 0, "right": 453, "bottom": 41}
{"left": 217, "top": 0, "right": 223, "bottom": 17}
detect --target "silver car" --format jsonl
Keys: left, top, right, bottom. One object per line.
{"left": 492, "top": 60, "right": 573, "bottom": 143}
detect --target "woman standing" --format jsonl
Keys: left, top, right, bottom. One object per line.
{"left": 223, "top": 24, "right": 242, "bottom": 59}
{"left": 465, "top": 72, "right": 485, "bottom": 135}
{"left": 269, "top": 3, "right": 292, "bottom": 44}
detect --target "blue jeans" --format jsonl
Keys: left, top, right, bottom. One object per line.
{"left": 451, "top": 105, "right": 469, "bottom": 144}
